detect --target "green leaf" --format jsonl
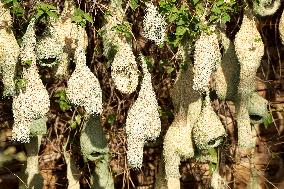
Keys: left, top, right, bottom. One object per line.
{"left": 15, "top": 78, "right": 27, "bottom": 91}
{"left": 166, "top": 67, "right": 175, "bottom": 74}
{"left": 195, "top": 3, "right": 204, "bottom": 16}
{"left": 70, "top": 121, "right": 77, "bottom": 129}
{"left": 58, "top": 101, "right": 72, "bottom": 112}
{"left": 263, "top": 113, "right": 273, "bottom": 129}
{"left": 46, "top": 11, "right": 58, "bottom": 19}
{"left": 3, "top": 0, "right": 13, "bottom": 4}
{"left": 191, "top": 0, "right": 200, "bottom": 6}
{"left": 209, "top": 162, "right": 217, "bottom": 174}
{"left": 176, "top": 18, "right": 186, "bottom": 25}
{"left": 54, "top": 90, "right": 72, "bottom": 112}
{"left": 168, "top": 13, "right": 178, "bottom": 22}
{"left": 107, "top": 114, "right": 116, "bottom": 125}
{"left": 208, "top": 148, "right": 217, "bottom": 163}
{"left": 114, "top": 22, "right": 133, "bottom": 40}
{"left": 11, "top": 2, "right": 24, "bottom": 16}
{"left": 175, "top": 26, "right": 187, "bottom": 36}
{"left": 36, "top": 9, "right": 44, "bottom": 19}
{"left": 212, "top": 4, "right": 222, "bottom": 14}
{"left": 54, "top": 90, "right": 65, "bottom": 98}
{"left": 36, "top": 2, "right": 58, "bottom": 21}
{"left": 83, "top": 12, "right": 93, "bottom": 23}
{"left": 209, "top": 15, "right": 219, "bottom": 22}
{"left": 72, "top": 8, "right": 93, "bottom": 27}
{"left": 21, "top": 60, "right": 32, "bottom": 66}
{"left": 130, "top": 0, "right": 139, "bottom": 10}
{"left": 221, "top": 12, "right": 231, "bottom": 23}
{"left": 75, "top": 115, "right": 82, "bottom": 125}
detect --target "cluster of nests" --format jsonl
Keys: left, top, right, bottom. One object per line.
{"left": 0, "top": 0, "right": 283, "bottom": 188}
{"left": 101, "top": 0, "right": 278, "bottom": 188}
{"left": 0, "top": 0, "right": 102, "bottom": 144}
{"left": 160, "top": 0, "right": 283, "bottom": 188}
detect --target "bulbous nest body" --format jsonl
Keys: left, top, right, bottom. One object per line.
{"left": 236, "top": 100, "right": 256, "bottom": 148}
{"left": 213, "top": 34, "right": 240, "bottom": 101}
{"left": 36, "top": 1, "right": 87, "bottom": 77}
{"left": 143, "top": 3, "right": 166, "bottom": 45}
{"left": 12, "top": 19, "right": 50, "bottom": 143}
{"left": 80, "top": 116, "right": 109, "bottom": 162}
{"left": 0, "top": 2, "right": 12, "bottom": 26}
{"left": 247, "top": 92, "right": 268, "bottom": 124}
{"left": 67, "top": 45, "right": 102, "bottom": 115}
{"left": 234, "top": 13, "right": 264, "bottom": 76}
{"left": 163, "top": 120, "right": 192, "bottom": 180}
{"left": 193, "top": 31, "right": 221, "bottom": 92}
{"left": 0, "top": 3, "right": 20, "bottom": 96}
{"left": 125, "top": 58, "right": 161, "bottom": 168}
{"left": 111, "top": 43, "right": 139, "bottom": 94}
{"left": 12, "top": 65, "right": 50, "bottom": 143}
{"left": 0, "top": 32, "right": 19, "bottom": 96}
{"left": 163, "top": 101, "right": 199, "bottom": 180}
{"left": 192, "top": 100, "right": 226, "bottom": 150}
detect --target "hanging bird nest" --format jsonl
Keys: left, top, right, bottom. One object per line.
{"left": 125, "top": 55, "right": 161, "bottom": 168}
{"left": 0, "top": 2, "right": 20, "bottom": 96}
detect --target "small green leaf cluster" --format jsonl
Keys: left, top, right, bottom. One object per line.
{"left": 107, "top": 114, "right": 116, "bottom": 125}
{"left": 54, "top": 90, "right": 72, "bottom": 112}
{"left": 2, "top": 0, "right": 24, "bottom": 17}
{"left": 113, "top": 21, "right": 133, "bottom": 41}
{"left": 15, "top": 77, "right": 27, "bottom": 92}
{"left": 36, "top": 2, "right": 58, "bottom": 21}
{"left": 208, "top": 148, "right": 217, "bottom": 173}
{"left": 130, "top": 0, "right": 139, "bottom": 10}
{"left": 20, "top": 59, "right": 32, "bottom": 67}
{"left": 208, "top": 0, "right": 237, "bottom": 24}
{"left": 159, "top": 0, "right": 197, "bottom": 47}
{"left": 72, "top": 8, "right": 93, "bottom": 27}
{"left": 263, "top": 112, "right": 273, "bottom": 129}
{"left": 69, "top": 114, "right": 81, "bottom": 129}
{"left": 159, "top": 0, "right": 237, "bottom": 47}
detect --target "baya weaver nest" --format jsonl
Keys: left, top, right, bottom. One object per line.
{"left": 234, "top": 10, "right": 264, "bottom": 148}
{"left": 66, "top": 36, "right": 103, "bottom": 115}
{"left": 36, "top": 0, "right": 88, "bottom": 77}
{"left": 193, "top": 28, "right": 221, "bottom": 93}
{"left": 143, "top": 2, "right": 167, "bottom": 46}
{"left": 12, "top": 19, "right": 50, "bottom": 143}
{"left": 125, "top": 55, "right": 161, "bottom": 168}
{"left": 102, "top": 0, "right": 139, "bottom": 94}
{"left": 0, "top": 2, "right": 20, "bottom": 97}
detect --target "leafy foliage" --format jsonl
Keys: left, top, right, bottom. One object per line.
{"left": 107, "top": 114, "right": 116, "bottom": 125}
{"left": 54, "top": 90, "right": 72, "bottom": 112}
{"left": 159, "top": 0, "right": 197, "bottom": 47}
{"left": 263, "top": 113, "right": 273, "bottom": 129}
{"left": 72, "top": 8, "right": 93, "bottom": 27}
{"left": 208, "top": 0, "right": 237, "bottom": 24}
{"left": 2, "top": 0, "right": 24, "bottom": 17}
{"left": 20, "top": 60, "right": 32, "bottom": 67}
{"left": 130, "top": 0, "right": 139, "bottom": 10}
{"left": 15, "top": 77, "right": 27, "bottom": 91}
{"left": 159, "top": 0, "right": 237, "bottom": 47}
{"left": 113, "top": 21, "right": 133, "bottom": 40}
{"left": 36, "top": 2, "right": 58, "bottom": 21}
{"left": 69, "top": 114, "right": 82, "bottom": 129}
